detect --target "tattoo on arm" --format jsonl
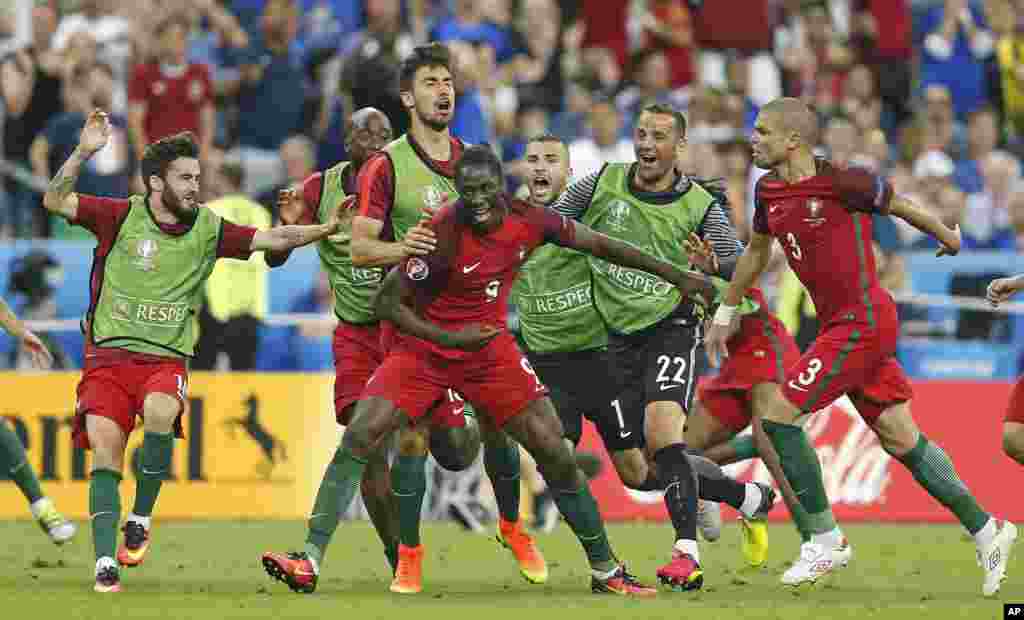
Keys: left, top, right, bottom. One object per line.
{"left": 44, "top": 148, "right": 85, "bottom": 213}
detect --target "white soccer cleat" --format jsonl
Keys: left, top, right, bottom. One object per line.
{"left": 780, "top": 538, "right": 852, "bottom": 587}
{"left": 979, "top": 520, "right": 1017, "bottom": 597}
{"left": 696, "top": 500, "right": 721, "bottom": 542}
{"left": 35, "top": 500, "right": 76, "bottom": 545}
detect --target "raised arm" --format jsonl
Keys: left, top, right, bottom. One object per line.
{"left": 42, "top": 109, "right": 110, "bottom": 221}
{"left": 888, "top": 195, "right": 961, "bottom": 257}
{"left": 374, "top": 267, "right": 500, "bottom": 351}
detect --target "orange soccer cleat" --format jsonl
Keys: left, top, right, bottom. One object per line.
{"left": 390, "top": 544, "right": 425, "bottom": 594}
{"left": 497, "top": 518, "right": 548, "bottom": 584}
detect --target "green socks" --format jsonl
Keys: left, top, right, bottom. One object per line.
{"left": 304, "top": 447, "right": 368, "bottom": 563}
{"left": 551, "top": 483, "right": 615, "bottom": 571}
{"left": 0, "top": 421, "right": 43, "bottom": 503}
{"left": 391, "top": 455, "right": 428, "bottom": 548}
{"left": 727, "top": 435, "right": 758, "bottom": 463}
{"left": 761, "top": 419, "right": 837, "bottom": 535}
{"left": 132, "top": 431, "right": 173, "bottom": 517}
{"left": 898, "top": 435, "right": 990, "bottom": 535}
{"left": 90, "top": 469, "right": 122, "bottom": 561}
{"left": 484, "top": 433, "right": 521, "bottom": 523}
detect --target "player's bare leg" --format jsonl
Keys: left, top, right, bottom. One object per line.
{"left": 1004, "top": 422, "right": 1024, "bottom": 466}
{"left": 870, "top": 401, "right": 1016, "bottom": 597}
{"left": 477, "top": 417, "right": 547, "bottom": 583}
{"left": 86, "top": 415, "right": 127, "bottom": 593}
{"left": 118, "top": 393, "right": 179, "bottom": 569}
{"left": 501, "top": 397, "right": 655, "bottom": 596}
{"left": 753, "top": 383, "right": 850, "bottom": 586}
{"left": 0, "top": 419, "right": 75, "bottom": 545}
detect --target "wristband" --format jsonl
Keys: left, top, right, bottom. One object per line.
{"left": 712, "top": 303, "right": 738, "bottom": 326}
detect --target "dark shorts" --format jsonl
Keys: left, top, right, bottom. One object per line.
{"left": 527, "top": 347, "right": 641, "bottom": 452}
{"left": 74, "top": 358, "right": 188, "bottom": 449}
{"left": 362, "top": 333, "right": 547, "bottom": 428}
{"left": 699, "top": 311, "right": 802, "bottom": 433}
{"left": 608, "top": 317, "right": 707, "bottom": 414}
{"left": 782, "top": 304, "right": 912, "bottom": 423}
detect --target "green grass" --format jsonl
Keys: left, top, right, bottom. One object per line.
{"left": 0, "top": 520, "right": 1017, "bottom": 619}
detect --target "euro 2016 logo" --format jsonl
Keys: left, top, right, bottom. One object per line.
{"left": 423, "top": 186, "right": 443, "bottom": 213}
{"left": 406, "top": 257, "right": 429, "bottom": 281}
{"left": 606, "top": 201, "right": 631, "bottom": 233}
{"left": 134, "top": 239, "right": 158, "bottom": 271}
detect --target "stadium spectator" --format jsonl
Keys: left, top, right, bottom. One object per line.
{"left": 256, "top": 134, "right": 316, "bottom": 221}
{"left": 446, "top": 39, "right": 492, "bottom": 146}
{"left": 508, "top": 0, "right": 565, "bottom": 114}
{"left": 823, "top": 116, "right": 860, "bottom": 167}
{"left": 918, "top": 0, "right": 995, "bottom": 120}
{"left": 920, "top": 83, "right": 967, "bottom": 157}
{"left": 615, "top": 49, "right": 688, "bottom": 135}
{"left": 775, "top": 0, "right": 854, "bottom": 102}
{"left": 994, "top": 6, "right": 1024, "bottom": 138}
{"left": 232, "top": 0, "right": 308, "bottom": 195}
{"left": 639, "top": 0, "right": 696, "bottom": 90}
{"left": 962, "top": 150, "right": 1020, "bottom": 250}
{"left": 128, "top": 14, "right": 215, "bottom": 164}
{"left": 849, "top": 0, "right": 913, "bottom": 126}
{"left": 956, "top": 105, "right": 1001, "bottom": 193}
{"left": 575, "top": 0, "right": 629, "bottom": 73}
{"left": 568, "top": 98, "right": 632, "bottom": 178}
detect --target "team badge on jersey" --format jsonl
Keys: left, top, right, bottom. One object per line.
{"left": 606, "top": 200, "right": 631, "bottom": 232}
{"left": 134, "top": 239, "right": 158, "bottom": 271}
{"left": 804, "top": 198, "right": 826, "bottom": 227}
{"left": 406, "top": 257, "right": 429, "bottom": 281}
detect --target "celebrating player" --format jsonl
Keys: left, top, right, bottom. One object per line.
{"left": 351, "top": 43, "right": 542, "bottom": 591}
{"left": 707, "top": 97, "right": 1016, "bottom": 596}
{"left": 259, "top": 107, "right": 480, "bottom": 593}
{"left": 986, "top": 275, "right": 1024, "bottom": 467}
{"left": 548, "top": 103, "right": 769, "bottom": 591}
{"left": 43, "top": 112, "right": 350, "bottom": 593}
{"left": 0, "top": 299, "right": 76, "bottom": 545}
{"left": 512, "top": 134, "right": 772, "bottom": 550}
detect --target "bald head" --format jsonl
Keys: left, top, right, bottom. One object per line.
{"left": 761, "top": 98, "right": 820, "bottom": 147}
{"left": 345, "top": 107, "right": 394, "bottom": 169}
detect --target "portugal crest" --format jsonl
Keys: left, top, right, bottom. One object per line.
{"left": 804, "top": 198, "right": 826, "bottom": 226}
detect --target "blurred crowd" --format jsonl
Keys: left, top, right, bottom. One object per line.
{"left": 1, "top": 0, "right": 1024, "bottom": 337}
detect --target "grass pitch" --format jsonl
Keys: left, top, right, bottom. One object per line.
{"left": 0, "top": 520, "right": 1017, "bottom": 620}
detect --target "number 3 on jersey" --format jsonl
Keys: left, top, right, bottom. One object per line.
{"left": 785, "top": 232, "right": 802, "bottom": 261}
{"left": 787, "top": 357, "right": 822, "bottom": 393}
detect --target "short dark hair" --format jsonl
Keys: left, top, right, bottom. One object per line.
{"left": 455, "top": 145, "right": 503, "bottom": 181}
{"left": 141, "top": 132, "right": 200, "bottom": 194}
{"left": 399, "top": 43, "right": 452, "bottom": 93}
{"left": 640, "top": 103, "right": 687, "bottom": 138}
{"left": 525, "top": 133, "right": 565, "bottom": 148}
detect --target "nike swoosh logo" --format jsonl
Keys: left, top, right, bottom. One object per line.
{"left": 463, "top": 262, "right": 482, "bottom": 273}
{"left": 659, "top": 383, "right": 681, "bottom": 391}
{"left": 309, "top": 513, "right": 327, "bottom": 519}
{"left": 141, "top": 468, "right": 166, "bottom": 476}
{"left": 787, "top": 381, "right": 809, "bottom": 393}
{"left": 619, "top": 431, "right": 631, "bottom": 439}
{"left": 90, "top": 512, "right": 112, "bottom": 521}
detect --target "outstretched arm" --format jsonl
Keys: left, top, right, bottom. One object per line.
{"left": 568, "top": 223, "right": 718, "bottom": 305}
{"left": 43, "top": 109, "right": 110, "bottom": 221}
{"left": 888, "top": 195, "right": 961, "bottom": 257}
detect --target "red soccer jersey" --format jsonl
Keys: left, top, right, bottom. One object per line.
{"left": 753, "top": 160, "right": 894, "bottom": 326}
{"left": 128, "top": 62, "right": 213, "bottom": 143}
{"left": 398, "top": 196, "right": 575, "bottom": 359}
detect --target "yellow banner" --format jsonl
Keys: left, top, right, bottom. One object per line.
{"left": 0, "top": 372, "right": 340, "bottom": 519}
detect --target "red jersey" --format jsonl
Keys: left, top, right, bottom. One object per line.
{"left": 753, "top": 160, "right": 894, "bottom": 326}
{"left": 398, "top": 196, "right": 575, "bottom": 359}
{"left": 128, "top": 63, "right": 213, "bottom": 143}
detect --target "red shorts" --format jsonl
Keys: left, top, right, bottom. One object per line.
{"left": 73, "top": 358, "right": 188, "bottom": 449}
{"left": 699, "top": 311, "right": 802, "bottom": 433}
{"left": 1005, "top": 375, "right": 1024, "bottom": 425}
{"left": 332, "top": 322, "right": 385, "bottom": 424}
{"left": 782, "top": 304, "right": 912, "bottom": 424}
{"left": 362, "top": 333, "right": 547, "bottom": 428}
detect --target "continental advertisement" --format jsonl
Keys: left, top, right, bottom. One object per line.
{"left": 0, "top": 372, "right": 341, "bottom": 519}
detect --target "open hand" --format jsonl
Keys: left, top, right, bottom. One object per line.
{"left": 277, "top": 187, "right": 304, "bottom": 225}
{"left": 79, "top": 109, "right": 111, "bottom": 156}
{"left": 936, "top": 224, "right": 961, "bottom": 257}
{"left": 683, "top": 232, "right": 719, "bottom": 274}
{"left": 20, "top": 331, "right": 53, "bottom": 370}
{"left": 403, "top": 222, "right": 437, "bottom": 256}
{"left": 705, "top": 321, "right": 731, "bottom": 368}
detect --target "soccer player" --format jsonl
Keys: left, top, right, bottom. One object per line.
{"left": 986, "top": 275, "right": 1024, "bottom": 466}
{"left": 356, "top": 144, "right": 728, "bottom": 595}
{"left": 707, "top": 97, "right": 1017, "bottom": 596}
{"left": 42, "top": 112, "right": 351, "bottom": 593}
{"left": 258, "top": 107, "right": 479, "bottom": 592}
{"left": 548, "top": 103, "right": 767, "bottom": 590}
{"left": 0, "top": 299, "right": 76, "bottom": 545}
{"left": 513, "top": 135, "right": 771, "bottom": 548}
{"left": 351, "top": 43, "right": 542, "bottom": 586}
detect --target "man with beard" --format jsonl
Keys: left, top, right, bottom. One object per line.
{"left": 42, "top": 114, "right": 351, "bottom": 593}
{"left": 260, "top": 107, "right": 481, "bottom": 593}
{"left": 349, "top": 43, "right": 544, "bottom": 594}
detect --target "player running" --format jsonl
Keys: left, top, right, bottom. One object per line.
{"left": 43, "top": 113, "right": 349, "bottom": 593}
{"left": 707, "top": 97, "right": 1017, "bottom": 596}
{"left": 986, "top": 275, "right": 1024, "bottom": 467}
{"left": 513, "top": 134, "right": 773, "bottom": 552}
{"left": 547, "top": 103, "right": 771, "bottom": 591}
{"left": 0, "top": 298, "right": 76, "bottom": 545}
{"left": 260, "top": 107, "right": 480, "bottom": 591}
